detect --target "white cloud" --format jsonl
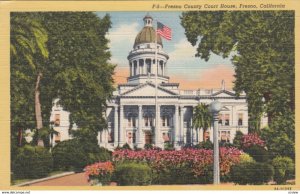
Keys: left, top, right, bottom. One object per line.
{"left": 167, "top": 38, "right": 234, "bottom": 79}
{"left": 167, "top": 38, "right": 201, "bottom": 77}
{"left": 106, "top": 22, "right": 140, "bottom": 66}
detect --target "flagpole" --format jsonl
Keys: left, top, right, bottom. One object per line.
{"left": 154, "top": 19, "right": 158, "bottom": 147}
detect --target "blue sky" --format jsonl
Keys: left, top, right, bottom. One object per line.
{"left": 96, "top": 12, "right": 235, "bottom": 89}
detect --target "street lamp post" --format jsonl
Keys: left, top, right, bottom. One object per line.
{"left": 209, "top": 100, "right": 222, "bottom": 185}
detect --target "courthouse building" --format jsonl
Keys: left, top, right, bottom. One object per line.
{"left": 50, "top": 14, "right": 252, "bottom": 150}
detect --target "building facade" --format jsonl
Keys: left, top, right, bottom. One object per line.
{"left": 50, "top": 14, "right": 265, "bottom": 150}
{"left": 97, "top": 14, "right": 249, "bottom": 150}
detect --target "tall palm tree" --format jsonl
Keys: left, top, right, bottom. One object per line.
{"left": 192, "top": 103, "right": 212, "bottom": 142}
{"left": 11, "top": 13, "right": 49, "bottom": 146}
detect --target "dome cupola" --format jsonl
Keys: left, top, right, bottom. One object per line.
{"left": 134, "top": 14, "right": 163, "bottom": 48}
{"left": 127, "top": 14, "right": 169, "bottom": 84}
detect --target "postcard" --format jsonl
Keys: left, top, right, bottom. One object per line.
{"left": 0, "top": 0, "right": 299, "bottom": 192}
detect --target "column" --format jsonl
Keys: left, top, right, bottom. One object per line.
{"left": 119, "top": 105, "right": 125, "bottom": 145}
{"left": 114, "top": 106, "right": 119, "bottom": 147}
{"left": 174, "top": 105, "right": 179, "bottom": 148}
{"left": 137, "top": 105, "right": 143, "bottom": 148}
{"left": 130, "top": 62, "right": 133, "bottom": 76}
{"left": 180, "top": 106, "right": 184, "bottom": 144}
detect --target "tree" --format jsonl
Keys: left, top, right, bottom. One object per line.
{"left": 11, "top": 13, "right": 49, "bottom": 147}
{"left": 192, "top": 103, "right": 212, "bottom": 142}
{"left": 40, "top": 12, "right": 115, "bottom": 140}
{"left": 180, "top": 11, "right": 294, "bottom": 133}
{"left": 11, "top": 12, "right": 115, "bottom": 149}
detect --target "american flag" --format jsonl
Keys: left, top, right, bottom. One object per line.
{"left": 156, "top": 21, "right": 172, "bottom": 40}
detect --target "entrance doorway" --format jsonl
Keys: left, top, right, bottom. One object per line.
{"left": 145, "top": 131, "right": 152, "bottom": 144}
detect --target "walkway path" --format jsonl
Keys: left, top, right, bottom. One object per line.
{"left": 28, "top": 172, "right": 90, "bottom": 186}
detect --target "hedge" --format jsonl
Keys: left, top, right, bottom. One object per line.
{"left": 12, "top": 145, "right": 53, "bottom": 179}
{"left": 114, "top": 162, "right": 152, "bottom": 186}
{"left": 52, "top": 139, "right": 111, "bottom": 171}
{"left": 230, "top": 162, "right": 274, "bottom": 185}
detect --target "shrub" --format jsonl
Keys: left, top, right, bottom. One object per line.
{"left": 230, "top": 162, "right": 274, "bottom": 185}
{"left": 233, "top": 131, "right": 244, "bottom": 149}
{"left": 52, "top": 139, "right": 88, "bottom": 171}
{"left": 85, "top": 161, "right": 114, "bottom": 185}
{"left": 144, "top": 143, "right": 153, "bottom": 150}
{"left": 241, "top": 133, "right": 265, "bottom": 149}
{"left": 239, "top": 153, "right": 255, "bottom": 163}
{"left": 52, "top": 140, "right": 111, "bottom": 171}
{"left": 194, "top": 140, "right": 213, "bottom": 149}
{"left": 219, "top": 141, "right": 235, "bottom": 148}
{"left": 121, "top": 143, "right": 131, "bottom": 150}
{"left": 114, "top": 162, "right": 152, "bottom": 186}
{"left": 12, "top": 145, "right": 53, "bottom": 179}
{"left": 244, "top": 145, "right": 269, "bottom": 163}
{"left": 164, "top": 141, "right": 174, "bottom": 151}
{"left": 272, "top": 156, "right": 295, "bottom": 184}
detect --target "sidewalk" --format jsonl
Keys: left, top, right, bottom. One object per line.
{"left": 28, "top": 172, "right": 90, "bottom": 186}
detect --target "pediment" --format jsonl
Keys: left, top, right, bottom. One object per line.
{"left": 212, "top": 90, "right": 236, "bottom": 97}
{"left": 121, "top": 83, "right": 178, "bottom": 97}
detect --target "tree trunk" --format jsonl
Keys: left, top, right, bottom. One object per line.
{"left": 35, "top": 72, "right": 44, "bottom": 147}
{"left": 203, "top": 128, "right": 206, "bottom": 142}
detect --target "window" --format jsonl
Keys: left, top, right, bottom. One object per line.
{"left": 54, "top": 114, "right": 60, "bottom": 126}
{"left": 220, "top": 131, "right": 230, "bottom": 143}
{"left": 225, "top": 114, "right": 230, "bottom": 126}
{"left": 218, "top": 114, "right": 230, "bottom": 126}
{"left": 238, "top": 113, "right": 243, "bottom": 126}
{"left": 218, "top": 114, "right": 223, "bottom": 125}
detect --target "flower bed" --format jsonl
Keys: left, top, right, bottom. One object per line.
{"left": 84, "top": 161, "right": 114, "bottom": 186}
{"left": 113, "top": 147, "right": 241, "bottom": 177}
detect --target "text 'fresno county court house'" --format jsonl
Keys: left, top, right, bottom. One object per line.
{"left": 50, "top": 14, "right": 267, "bottom": 150}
